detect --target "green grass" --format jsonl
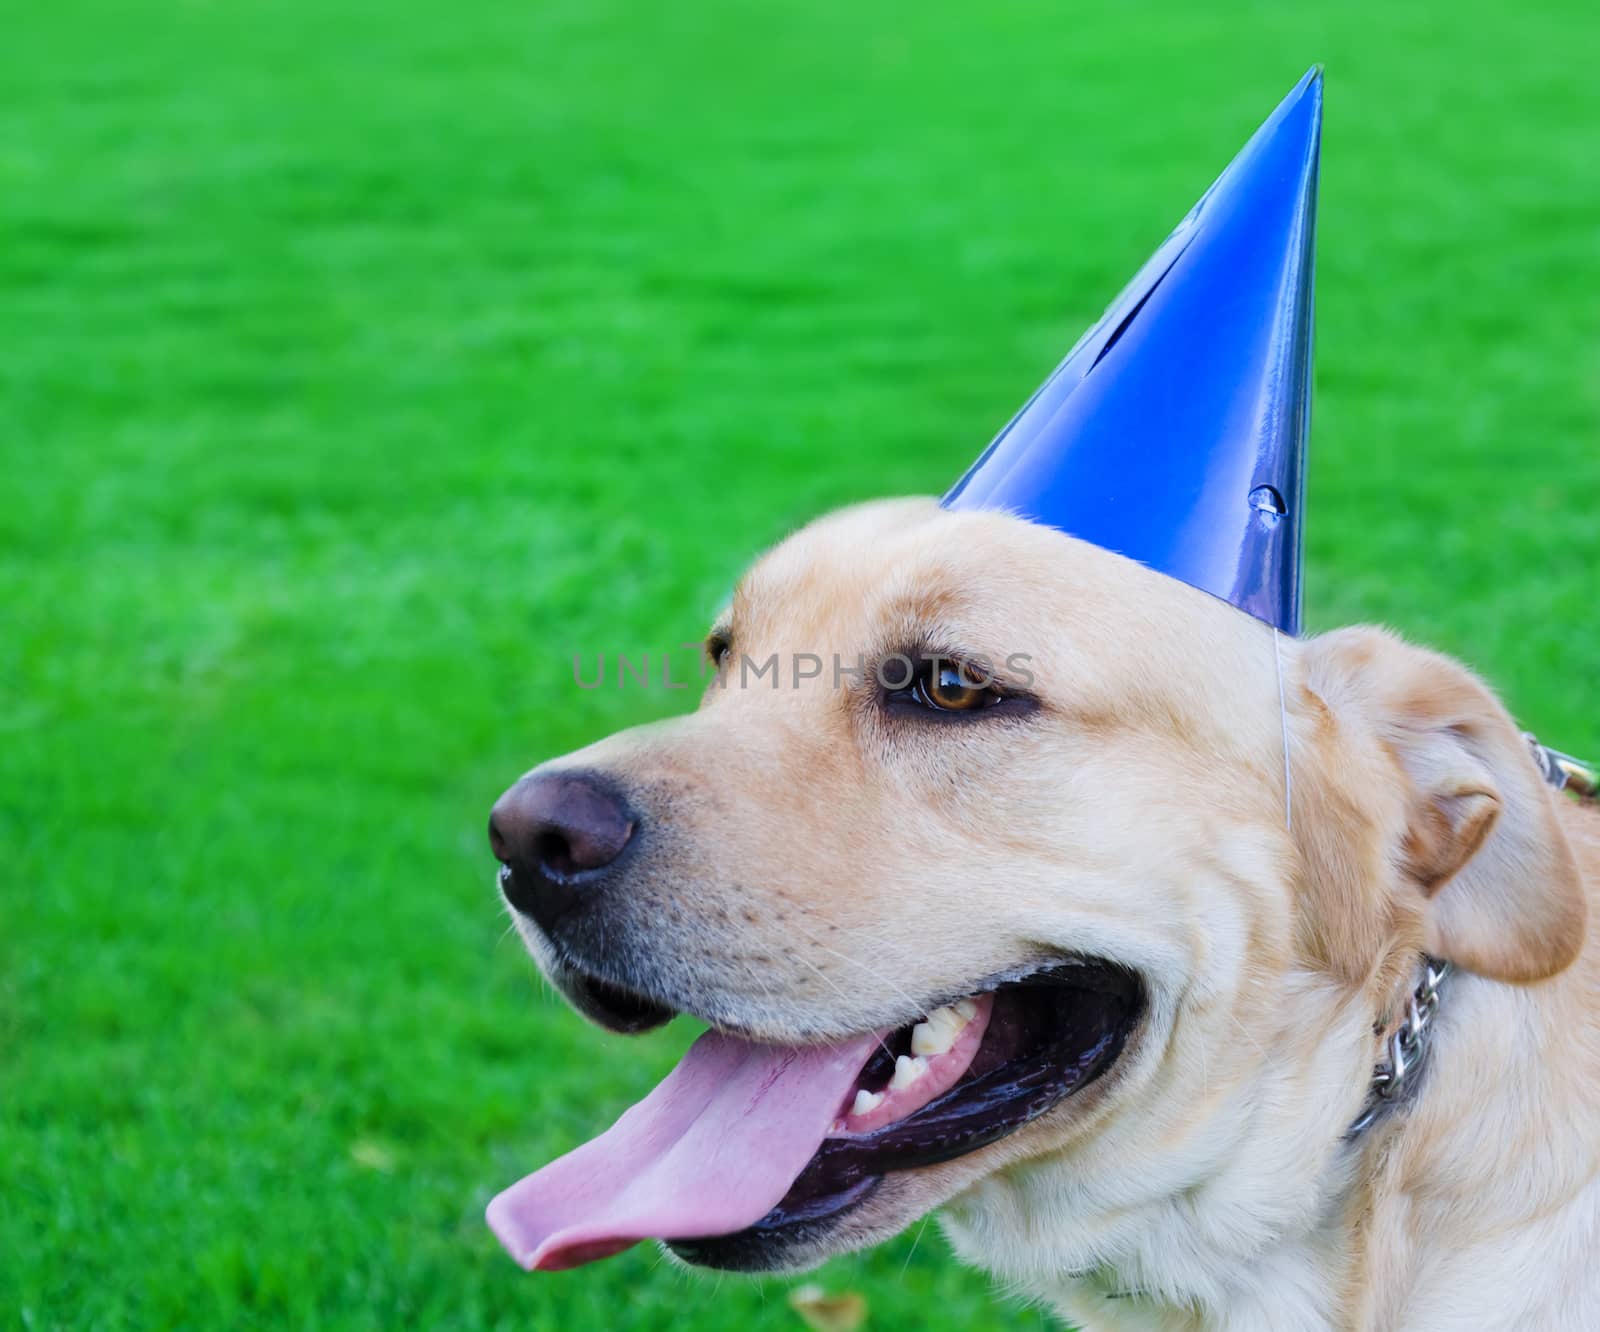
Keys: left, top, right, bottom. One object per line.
{"left": 2, "top": 0, "right": 1597, "bottom": 1328}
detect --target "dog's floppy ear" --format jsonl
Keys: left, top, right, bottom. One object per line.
{"left": 1301, "top": 628, "right": 1586, "bottom": 984}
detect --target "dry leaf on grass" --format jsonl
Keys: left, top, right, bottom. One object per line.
{"left": 788, "top": 1282, "right": 867, "bottom": 1332}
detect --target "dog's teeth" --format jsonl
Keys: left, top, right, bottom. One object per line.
{"left": 911, "top": 1003, "right": 972, "bottom": 1057}
{"left": 850, "top": 1088, "right": 884, "bottom": 1116}
{"left": 889, "top": 1054, "right": 927, "bottom": 1090}
{"left": 955, "top": 997, "right": 978, "bottom": 1021}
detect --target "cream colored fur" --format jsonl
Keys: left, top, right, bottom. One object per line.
{"left": 513, "top": 498, "right": 1599, "bottom": 1330}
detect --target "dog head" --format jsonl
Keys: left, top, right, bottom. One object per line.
{"left": 484, "top": 498, "right": 1584, "bottom": 1284}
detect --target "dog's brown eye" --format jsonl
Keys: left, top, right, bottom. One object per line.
{"left": 914, "top": 663, "right": 994, "bottom": 712}
{"left": 706, "top": 633, "right": 732, "bottom": 669}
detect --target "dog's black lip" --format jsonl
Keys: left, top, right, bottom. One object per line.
{"left": 574, "top": 972, "right": 676, "bottom": 1034}
{"left": 537, "top": 932, "right": 679, "bottom": 1034}
{"left": 540, "top": 931, "right": 1140, "bottom": 1042}
{"left": 542, "top": 939, "right": 1130, "bottom": 1047}
{"left": 667, "top": 959, "right": 1144, "bottom": 1271}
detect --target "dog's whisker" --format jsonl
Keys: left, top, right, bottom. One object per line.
{"left": 688, "top": 913, "right": 898, "bottom": 1058}
{"left": 792, "top": 898, "right": 935, "bottom": 974}
{"left": 786, "top": 916, "right": 928, "bottom": 1020}
{"left": 681, "top": 913, "right": 813, "bottom": 1013}
{"left": 901, "top": 1214, "right": 932, "bottom": 1276}
{"left": 779, "top": 945, "right": 898, "bottom": 1061}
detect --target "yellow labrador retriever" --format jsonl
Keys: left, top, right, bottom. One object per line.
{"left": 485, "top": 498, "right": 1599, "bottom": 1331}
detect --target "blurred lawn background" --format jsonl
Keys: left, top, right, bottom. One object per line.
{"left": 3, "top": 0, "right": 1597, "bottom": 1327}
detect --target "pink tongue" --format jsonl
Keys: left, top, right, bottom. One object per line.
{"left": 486, "top": 1028, "right": 880, "bottom": 1271}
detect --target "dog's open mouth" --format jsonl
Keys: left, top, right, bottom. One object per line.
{"left": 486, "top": 960, "right": 1142, "bottom": 1272}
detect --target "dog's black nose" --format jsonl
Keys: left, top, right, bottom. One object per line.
{"left": 489, "top": 771, "right": 636, "bottom": 926}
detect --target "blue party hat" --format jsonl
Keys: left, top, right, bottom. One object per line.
{"left": 944, "top": 69, "right": 1322, "bottom": 634}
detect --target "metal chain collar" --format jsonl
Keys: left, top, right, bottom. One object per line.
{"left": 1346, "top": 958, "right": 1451, "bottom": 1139}
{"left": 1525, "top": 733, "right": 1599, "bottom": 803}
{"left": 1345, "top": 732, "right": 1592, "bottom": 1142}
